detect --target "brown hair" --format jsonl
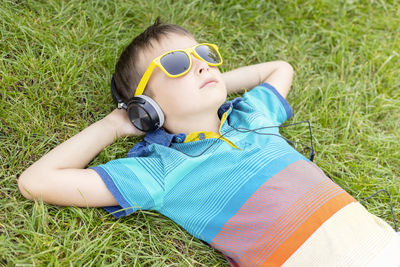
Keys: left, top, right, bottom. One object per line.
{"left": 113, "top": 18, "right": 193, "bottom": 103}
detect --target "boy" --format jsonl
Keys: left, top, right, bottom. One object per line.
{"left": 18, "top": 19, "right": 400, "bottom": 266}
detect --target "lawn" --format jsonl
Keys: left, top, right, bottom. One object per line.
{"left": 1, "top": 0, "right": 400, "bottom": 265}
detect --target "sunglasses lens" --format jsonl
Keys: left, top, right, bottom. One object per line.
{"left": 195, "top": 45, "right": 221, "bottom": 64}
{"left": 160, "top": 51, "right": 190, "bottom": 75}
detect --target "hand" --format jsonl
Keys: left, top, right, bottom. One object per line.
{"left": 103, "top": 108, "right": 145, "bottom": 139}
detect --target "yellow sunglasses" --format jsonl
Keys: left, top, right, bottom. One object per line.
{"left": 134, "top": 43, "right": 223, "bottom": 96}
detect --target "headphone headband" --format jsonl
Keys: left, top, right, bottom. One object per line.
{"left": 111, "top": 76, "right": 128, "bottom": 110}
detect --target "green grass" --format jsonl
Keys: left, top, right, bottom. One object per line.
{"left": 1, "top": 0, "right": 400, "bottom": 265}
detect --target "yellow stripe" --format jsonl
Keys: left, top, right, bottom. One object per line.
{"left": 282, "top": 202, "right": 398, "bottom": 266}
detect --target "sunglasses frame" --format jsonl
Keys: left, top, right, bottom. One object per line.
{"left": 134, "top": 43, "right": 223, "bottom": 96}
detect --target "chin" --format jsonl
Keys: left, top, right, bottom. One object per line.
{"left": 215, "top": 85, "right": 228, "bottom": 105}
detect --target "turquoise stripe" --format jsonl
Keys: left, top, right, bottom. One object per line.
{"left": 178, "top": 138, "right": 300, "bottom": 237}
{"left": 160, "top": 139, "right": 302, "bottom": 240}
{"left": 136, "top": 157, "right": 164, "bottom": 189}
{"left": 260, "top": 83, "right": 293, "bottom": 119}
{"left": 92, "top": 162, "right": 155, "bottom": 217}
{"left": 243, "top": 83, "right": 290, "bottom": 125}
{"left": 106, "top": 161, "right": 155, "bottom": 209}
{"left": 199, "top": 152, "right": 307, "bottom": 242}
{"left": 187, "top": 143, "right": 292, "bottom": 235}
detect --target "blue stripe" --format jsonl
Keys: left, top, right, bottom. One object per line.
{"left": 164, "top": 153, "right": 186, "bottom": 176}
{"left": 200, "top": 153, "right": 307, "bottom": 243}
{"left": 260, "top": 83, "right": 293, "bottom": 119}
{"left": 184, "top": 139, "right": 300, "bottom": 236}
{"left": 188, "top": 144, "right": 290, "bottom": 235}
{"left": 136, "top": 157, "right": 164, "bottom": 189}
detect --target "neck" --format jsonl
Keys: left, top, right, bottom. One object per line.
{"left": 163, "top": 111, "right": 221, "bottom": 135}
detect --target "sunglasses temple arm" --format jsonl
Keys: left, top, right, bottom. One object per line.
{"left": 135, "top": 62, "right": 157, "bottom": 96}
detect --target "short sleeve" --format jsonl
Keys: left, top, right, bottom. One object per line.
{"left": 90, "top": 156, "right": 164, "bottom": 218}
{"left": 243, "top": 83, "right": 292, "bottom": 125}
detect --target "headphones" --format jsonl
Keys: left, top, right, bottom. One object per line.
{"left": 110, "top": 75, "right": 165, "bottom": 132}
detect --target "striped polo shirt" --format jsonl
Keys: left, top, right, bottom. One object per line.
{"left": 92, "top": 83, "right": 399, "bottom": 266}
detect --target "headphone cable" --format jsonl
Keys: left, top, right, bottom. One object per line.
{"left": 161, "top": 122, "right": 398, "bottom": 231}
{"left": 361, "top": 189, "right": 398, "bottom": 231}
{"left": 164, "top": 120, "right": 314, "bottom": 160}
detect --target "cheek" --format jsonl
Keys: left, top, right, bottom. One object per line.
{"left": 165, "top": 74, "right": 198, "bottom": 96}
{"left": 150, "top": 76, "right": 193, "bottom": 110}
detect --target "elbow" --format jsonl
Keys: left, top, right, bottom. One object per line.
{"left": 278, "top": 61, "right": 294, "bottom": 77}
{"left": 18, "top": 169, "right": 38, "bottom": 201}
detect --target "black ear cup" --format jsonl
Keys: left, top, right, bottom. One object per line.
{"left": 111, "top": 75, "right": 164, "bottom": 132}
{"left": 127, "top": 95, "right": 165, "bottom": 132}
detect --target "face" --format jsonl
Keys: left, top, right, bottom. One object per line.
{"left": 136, "top": 33, "right": 227, "bottom": 125}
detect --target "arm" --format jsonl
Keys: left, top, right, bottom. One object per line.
{"left": 222, "top": 61, "right": 294, "bottom": 99}
{"left": 18, "top": 109, "right": 143, "bottom": 207}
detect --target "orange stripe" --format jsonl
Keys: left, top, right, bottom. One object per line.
{"left": 241, "top": 180, "right": 334, "bottom": 264}
{"left": 260, "top": 192, "right": 356, "bottom": 266}
{"left": 249, "top": 186, "right": 343, "bottom": 266}
{"left": 212, "top": 180, "right": 332, "bottom": 250}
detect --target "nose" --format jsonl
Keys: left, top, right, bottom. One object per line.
{"left": 191, "top": 55, "right": 209, "bottom": 75}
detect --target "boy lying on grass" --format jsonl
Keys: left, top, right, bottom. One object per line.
{"left": 18, "top": 19, "right": 400, "bottom": 266}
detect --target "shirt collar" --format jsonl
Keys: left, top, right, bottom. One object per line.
{"left": 144, "top": 97, "right": 243, "bottom": 147}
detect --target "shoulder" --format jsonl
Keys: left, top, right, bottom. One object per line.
{"left": 238, "top": 83, "right": 293, "bottom": 124}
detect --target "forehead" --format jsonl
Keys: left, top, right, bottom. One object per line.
{"left": 137, "top": 34, "right": 198, "bottom": 73}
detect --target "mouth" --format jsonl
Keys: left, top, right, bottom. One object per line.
{"left": 200, "top": 78, "right": 218, "bottom": 89}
